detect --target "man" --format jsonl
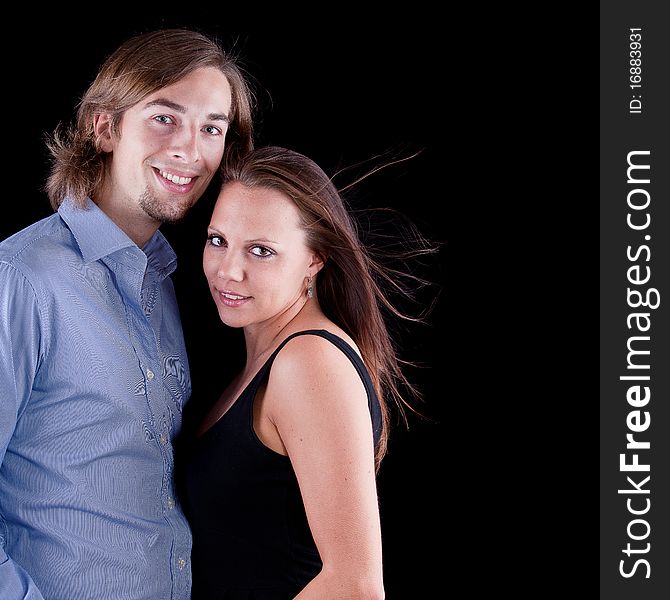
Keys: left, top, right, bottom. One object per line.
{"left": 0, "top": 29, "right": 253, "bottom": 599}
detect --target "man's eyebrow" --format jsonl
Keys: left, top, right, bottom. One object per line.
{"left": 144, "top": 99, "right": 230, "bottom": 123}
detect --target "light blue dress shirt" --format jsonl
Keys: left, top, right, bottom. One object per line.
{"left": 0, "top": 198, "right": 192, "bottom": 599}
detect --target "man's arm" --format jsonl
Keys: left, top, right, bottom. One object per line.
{"left": 0, "top": 262, "right": 45, "bottom": 599}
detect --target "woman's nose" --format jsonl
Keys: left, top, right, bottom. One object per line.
{"left": 215, "top": 251, "right": 244, "bottom": 282}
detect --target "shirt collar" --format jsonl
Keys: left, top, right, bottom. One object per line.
{"left": 58, "top": 197, "right": 177, "bottom": 277}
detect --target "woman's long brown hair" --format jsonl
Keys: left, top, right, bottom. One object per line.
{"left": 223, "top": 146, "right": 437, "bottom": 470}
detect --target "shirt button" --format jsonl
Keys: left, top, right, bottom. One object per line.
{"left": 146, "top": 369, "right": 155, "bottom": 380}
{"left": 177, "top": 558, "right": 186, "bottom": 570}
{"left": 159, "top": 434, "right": 168, "bottom": 445}
{"left": 167, "top": 497, "right": 175, "bottom": 510}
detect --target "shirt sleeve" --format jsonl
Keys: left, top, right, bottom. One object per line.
{"left": 0, "top": 262, "right": 45, "bottom": 599}
{"left": 0, "top": 552, "right": 45, "bottom": 600}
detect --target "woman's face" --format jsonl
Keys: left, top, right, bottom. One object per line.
{"left": 203, "top": 181, "right": 318, "bottom": 329}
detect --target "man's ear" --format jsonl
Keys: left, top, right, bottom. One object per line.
{"left": 93, "top": 113, "right": 114, "bottom": 153}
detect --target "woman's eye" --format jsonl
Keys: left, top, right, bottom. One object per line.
{"left": 207, "top": 235, "right": 224, "bottom": 247}
{"left": 154, "top": 115, "right": 174, "bottom": 125}
{"left": 251, "top": 246, "right": 273, "bottom": 258}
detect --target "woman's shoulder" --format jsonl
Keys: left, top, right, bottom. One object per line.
{"left": 267, "top": 327, "right": 366, "bottom": 399}
{"left": 265, "top": 329, "right": 371, "bottom": 430}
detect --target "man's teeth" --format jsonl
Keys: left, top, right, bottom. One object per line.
{"left": 159, "top": 170, "right": 192, "bottom": 185}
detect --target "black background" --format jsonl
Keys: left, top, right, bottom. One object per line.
{"left": 2, "top": 7, "right": 607, "bottom": 597}
{"left": 3, "top": 12, "right": 452, "bottom": 597}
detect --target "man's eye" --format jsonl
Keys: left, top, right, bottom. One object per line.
{"left": 154, "top": 115, "right": 174, "bottom": 124}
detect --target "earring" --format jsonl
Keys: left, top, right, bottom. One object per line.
{"left": 307, "top": 276, "right": 314, "bottom": 299}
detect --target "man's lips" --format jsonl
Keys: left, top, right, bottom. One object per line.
{"left": 158, "top": 169, "right": 193, "bottom": 185}
{"left": 153, "top": 167, "right": 199, "bottom": 192}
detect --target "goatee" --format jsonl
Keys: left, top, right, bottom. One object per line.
{"left": 138, "top": 188, "right": 194, "bottom": 225}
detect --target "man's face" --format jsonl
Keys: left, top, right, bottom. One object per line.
{"left": 98, "top": 67, "right": 232, "bottom": 240}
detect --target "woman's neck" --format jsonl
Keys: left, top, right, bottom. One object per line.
{"left": 242, "top": 296, "right": 316, "bottom": 366}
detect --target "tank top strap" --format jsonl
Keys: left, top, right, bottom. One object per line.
{"left": 257, "top": 329, "right": 365, "bottom": 383}
{"left": 247, "top": 329, "right": 382, "bottom": 444}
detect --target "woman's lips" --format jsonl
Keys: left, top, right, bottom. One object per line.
{"left": 217, "top": 289, "right": 251, "bottom": 307}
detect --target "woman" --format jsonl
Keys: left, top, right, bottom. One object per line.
{"left": 186, "top": 146, "right": 432, "bottom": 598}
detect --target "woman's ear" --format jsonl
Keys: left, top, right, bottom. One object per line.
{"left": 93, "top": 113, "right": 114, "bottom": 153}
{"left": 308, "top": 252, "right": 325, "bottom": 276}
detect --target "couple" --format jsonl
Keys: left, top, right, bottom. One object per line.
{"left": 1, "top": 29, "right": 426, "bottom": 599}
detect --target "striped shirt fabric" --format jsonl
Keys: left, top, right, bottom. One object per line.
{"left": 0, "top": 197, "right": 192, "bottom": 600}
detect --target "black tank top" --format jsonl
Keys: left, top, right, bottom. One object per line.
{"left": 185, "top": 329, "right": 382, "bottom": 599}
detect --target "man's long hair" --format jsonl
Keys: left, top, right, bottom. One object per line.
{"left": 46, "top": 28, "right": 254, "bottom": 209}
